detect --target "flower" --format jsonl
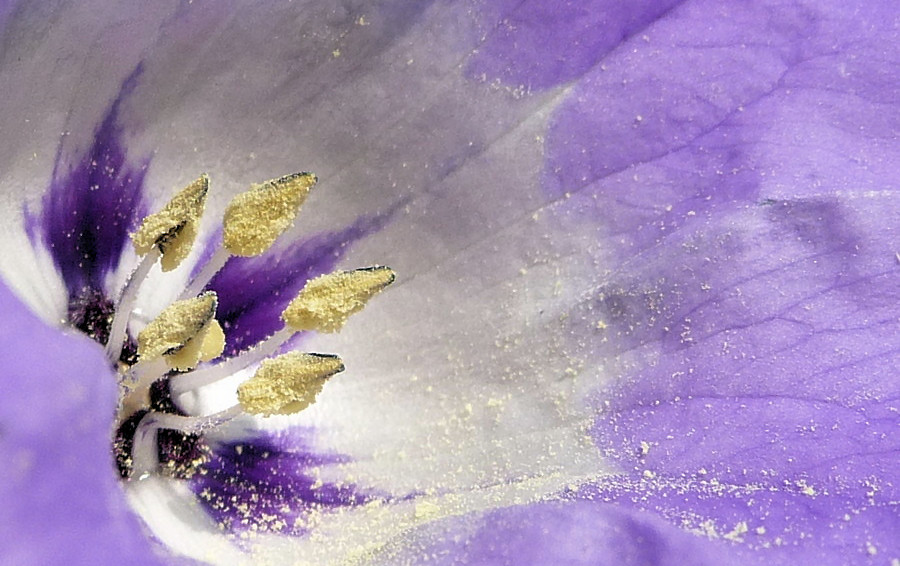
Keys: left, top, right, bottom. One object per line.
{"left": 1, "top": 1, "right": 897, "bottom": 565}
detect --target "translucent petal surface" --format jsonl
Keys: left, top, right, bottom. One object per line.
{"left": 0, "top": 0, "right": 896, "bottom": 564}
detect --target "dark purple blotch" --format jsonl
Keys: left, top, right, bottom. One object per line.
{"left": 207, "top": 211, "right": 393, "bottom": 357}
{"left": 191, "top": 430, "right": 373, "bottom": 535}
{"left": 33, "top": 68, "right": 149, "bottom": 302}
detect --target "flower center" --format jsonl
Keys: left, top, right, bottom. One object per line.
{"left": 102, "top": 172, "right": 394, "bottom": 481}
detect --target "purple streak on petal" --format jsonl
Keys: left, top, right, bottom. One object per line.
{"left": 207, "top": 210, "right": 394, "bottom": 357}
{"left": 0, "top": 278, "right": 167, "bottom": 565}
{"left": 466, "top": 0, "right": 682, "bottom": 91}
{"left": 190, "top": 429, "right": 373, "bottom": 536}
{"left": 33, "top": 67, "right": 148, "bottom": 299}
{"left": 385, "top": 499, "right": 735, "bottom": 566}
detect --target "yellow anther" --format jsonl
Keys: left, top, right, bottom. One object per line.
{"left": 165, "top": 319, "right": 225, "bottom": 371}
{"left": 137, "top": 292, "right": 218, "bottom": 362}
{"left": 132, "top": 174, "right": 209, "bottom": 272}
{"left": 222, "top": 172, "right": 317, "bottom": 257}
{"left": 281, "top": 266, "right": 395, "bottom": 333}
{"left": 237, "top": 352, "right": 344, "bottom": 416}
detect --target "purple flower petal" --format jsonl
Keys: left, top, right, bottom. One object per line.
{"left": 527, "top": 1, "right": 900, "bottom": 563}
{"left": 3, "top": 0, "right": 896, "bottom": 564}
{"left": 0, "top": 278, "right": 168, "bottom": 565}
{"left": 583, "top": 197, "right": 900, "bottom": 564}
{"left": 543, "top": 0, "right": 896, "bottom": 210}
{"left": 574, "top": 474, "right": 900, "bottom": 566}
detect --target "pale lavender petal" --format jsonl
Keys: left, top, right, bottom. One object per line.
{"left": 529, "top": 0, "right": 900, "bottom": 563}
{"left": 0, "top": 278, "right": 169, "bottom": 565}
{"left": 376, "top": 500, "right": 735, "bottom": 566}
{"left": 467, "top": 0, "right": 681, "bottom": 90}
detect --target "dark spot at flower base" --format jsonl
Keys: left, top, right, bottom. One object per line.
{"left": 67, "top": 287, "right": 138, "bottom": 365}
{"left": 114, "top": 378, "right": 209, "bottom": 479}
{"left": 113, "top": 409, "right": 146, "bottom": 478}
{"left": 114, "top": 380, "right": 376, "bottom": 536}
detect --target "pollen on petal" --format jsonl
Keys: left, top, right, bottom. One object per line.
{"left": 132, "top": 174, "right": 209, "bottom": 272}
{"left": 237, "top": 352, "right": 344, "bottom": 417}
{"left": 137, "top": 292, "right": 218, "bottom": 362}
{"left": 281, "top": 266, "right": 395, "bottom": 333}
{"left": 222, "top": 172, "right": 317, "bottom": 257}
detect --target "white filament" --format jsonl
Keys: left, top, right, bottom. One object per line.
{"left": 130, "top": 405, "right": 243, "bottom": 480}
{"left": 106, "top": 247, "right": 161, "bottom": 362}
{"left": 169, "top": 326, "right": 295, "bottom": 396}
{"left": 179, "top": 245, "right": 231, "bottom": 300}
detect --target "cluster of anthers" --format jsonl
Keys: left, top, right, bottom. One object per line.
{"left": 107, "top": 172, "right": 394, "bottom": 480}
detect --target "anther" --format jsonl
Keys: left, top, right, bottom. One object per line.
{"left": 282, "top": 266, "right": 396, "bottom": 333}
{"left": 180, "top": 172, "right": 317, "bottom": 299}
{"left": 237, "top": 352, "right": 344, "bottom": 417}
{"left": 137, "top": 291, "right": 219, "bottom": 366}
{"left": 165, "top": 318, "right": 225, "bottom": 371}
{"left": 223, "top": 172, "right": 317, "bottom": 257}
{"left": 132, "top": 174, "right": 209, "bottom": 272}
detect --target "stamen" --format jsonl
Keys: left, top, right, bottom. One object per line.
{"left": 106, "top": 168, "right": 397, "bottom": 489}
{"left": 137, "top": 292, "right": 218, "bottom": 363}
{"left": 169, "top": 326, "right": 295, "bottom": 396}
{"left": 106, "top": 176, "right": 209, "bottom": 362}
{"left": 105, "top": 247, "right": 160, "bottom": 362}
{"left": 178, "top": 246, "right": 231, "bottom": 300}
{"left": 237, "top": 352, "right": 344, "bottom": 417}
{"left": 170, "top": 267, "right": 393, "bottom": 396}
{"left": 121, "top": 294, "right": 223, "bottom": 416}
{"left": 282, "top": 266, "right": 396, "bottom": 333}
{"left": 130, "top": 405, "right": 242, "bottom": 480}
{"left": 179, "top": 172, "right": 317, "bottom": 300}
